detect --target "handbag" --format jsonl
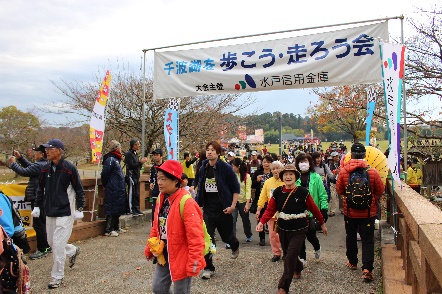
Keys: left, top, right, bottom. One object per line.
{"left": 308, "top": 217, "right": 321, "bottom": 232}
{"left": 273, "top": 187, "right": 297, "bottom": 232}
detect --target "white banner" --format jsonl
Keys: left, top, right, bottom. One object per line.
{"left": 154, "top": 22, "right": 388, "bottom": 99}
{"left": 380, "top": 42, "right": 405, "bottom": 188}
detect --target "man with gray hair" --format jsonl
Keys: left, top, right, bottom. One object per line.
{"left": 336, "top": 143, "right": 384, "bottom": 283}
{"left": 32, "top": 139, "right": 85, "bottom": 289}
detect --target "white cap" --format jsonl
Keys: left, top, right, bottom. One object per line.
{"left": 227, "top": 151, "right": 235, "bottom": 157}
{"left": 251, "top": 151, "right": 258, "bottom": 155}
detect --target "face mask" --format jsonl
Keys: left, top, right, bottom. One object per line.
{"left": 299, "top": 162, "right": 309, "bottom": 172}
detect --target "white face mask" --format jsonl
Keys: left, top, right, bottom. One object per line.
{"left": 298, "top": 162, "right": 310, "bottom": 172}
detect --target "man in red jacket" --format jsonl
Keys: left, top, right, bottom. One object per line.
{"left": 336, "top": 143, "right": 384, "bottom": 283}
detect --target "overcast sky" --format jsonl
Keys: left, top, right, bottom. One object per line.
{"left": 0, "top": 0, "right": 437, "bottom": 125}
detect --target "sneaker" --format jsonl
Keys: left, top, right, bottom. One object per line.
{"left": 346, "top": 261, "right": 358, "bottom": 270}
{"left": 29, "top": 247, "right": 52, "bottom": 260}
{"left": 362, "top": 269, "right": 374, "bottom": 282}
{"left": 132, "top": 211, "right": 143, "bottom": 216}
{"left": 69, "top": 246, "right": 80, "bottom": 268}
{"left": 299, "top": 258, "right": 307, "bottom": 268}
{"left": 118, "top": 227, "right": 127, "bottom": 233}
{"left": 245, "top": 237, "right": 252, "bottom": 242}
{"left": 48, "top": 278, "right": 63, "bottom": 289}
{"left": 109, "top": 231, "right": 119, "bottom": 237}
{"left": 231, "top": 248, "right": 239, "bottom": 259}
{"left": 201, "top": 269, "right": 215, "bottom": 280}
{"left": 314, "top": 247, "right": 321, "bottom": 259}
{"left": 225, "top": 244, "right": 231, "bottom": 249}
{"left": 271, "top": 255, "right": 281, "bottom": 262}
{"left": 104, "top": 232, "right": 111, "bottom": 236}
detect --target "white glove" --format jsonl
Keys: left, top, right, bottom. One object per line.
{"left": 31, "top": 207, "right": 40, "bottom": 218}
{"left": 74, "top": 210, "right": 84, "bottom": 220}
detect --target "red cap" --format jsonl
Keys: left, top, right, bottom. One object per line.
{"left": 155, "top": 160, "right": 184, "bottom": 183}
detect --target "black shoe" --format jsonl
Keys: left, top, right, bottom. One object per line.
{"left": 271, "top": 255, "right": 281, "bottom": 262}
{"left": 259, "top": 239, "right": 265, "bottom": 246}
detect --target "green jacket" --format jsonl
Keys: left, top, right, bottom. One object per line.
{"left": 296, "top": 172, "right": 328, "bottom": 216}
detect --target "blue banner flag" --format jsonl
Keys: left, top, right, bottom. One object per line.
{"left": 365, "top": 86, "right": 376, "bottom": 146}
{"left": 164, "top": 99, "right": 180, "bottom": 160}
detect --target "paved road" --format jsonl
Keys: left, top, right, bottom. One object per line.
{"left": 27, "top": 211, "right": 382, "bottom": 293}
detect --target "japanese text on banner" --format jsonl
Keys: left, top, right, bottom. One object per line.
{"left": 154, "top": 22, "right": 388, "bottom": 98}
{"left": 90, "top": 70, "right": 112, "bottom": 163}
{"left": 380, "top": 42, "right": 405, "bottom": 188}
{"left": 164, "top": 99, "right": 180, "bottom": 160}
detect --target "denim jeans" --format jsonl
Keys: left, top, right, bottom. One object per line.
{"left": 232, "top": 202, "right": 252, "bottom": 239}
{"left": 152, "top": 259, "right": 192, "bottom": 294}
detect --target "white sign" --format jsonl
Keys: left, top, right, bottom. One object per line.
{"left": 381, "top": 42, "right": 405, "bottom": 188}
{"left": 154, "top": 22, "right": 388, "bottom": 99}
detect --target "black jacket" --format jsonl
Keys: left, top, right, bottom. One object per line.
{"left": 124, "top": 149, "right": 142, "bottom": 180}
{"left": 35, "top": 157, "right": 85, "bottom": 217}
{"left": 10, "top": 157, "right": 48, "bottom": 202}
{"left": 194, "top": 159, "right": 240, "bottom": 209}
{"left": 149, "top": 162, "right": 163, "bottom": 199}
{"left": 101, "top": 152, "right": 126, "bottom": 216}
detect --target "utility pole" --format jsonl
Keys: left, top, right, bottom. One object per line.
{"left": 279, "top": 112, "right": 282, "bottom": 156}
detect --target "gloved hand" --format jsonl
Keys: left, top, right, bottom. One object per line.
{"left": 31, "top": 207, "right": 40, "bottom": 218}
{"left": 321, "top": 210, "right": 328, "bottom": 223}
{"left": 74, "top": 210, "right": 84, "bottom": 220}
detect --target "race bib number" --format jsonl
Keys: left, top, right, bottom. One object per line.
{"left": 205, "top": 178, "right": 218, "bottom": 193}
{"left": 250, "top": 167, "right": 257, "bottom": 174}
{"left": 159, "top": 217, "right": 167, "bottom": 240}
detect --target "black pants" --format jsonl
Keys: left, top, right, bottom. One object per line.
{"left": 128, "top": 177, "right": 140, "bottom": 213}
{"left": 345, "top": 216, "right": 375, "bottom": 271}
{"left": 203, "top": 211, "right": 239, "bottom": 271}
{"left": 31, "top": 201, "right": 50, "bottom": 251}
{"left": 299, "top": 218, "right": 320, "bottom": 260}
{"left": 105, "top": 215, "right": 121, "bottom": 233}
{"left": 278, "top": 228, "right": 308, "bottom": 292}
{"left": 151, "top": 197, "right": 157, "bottom": 222}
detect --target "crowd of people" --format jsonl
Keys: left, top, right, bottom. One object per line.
{"left": 3, "top": 138, "right": 388, "bottom": 294}
{"left": 143, "top": 140, "right": 384, "bottom": 294}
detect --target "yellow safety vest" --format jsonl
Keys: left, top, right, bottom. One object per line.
{"left": 181, "top": 160, "right": 195, "bottom": 179}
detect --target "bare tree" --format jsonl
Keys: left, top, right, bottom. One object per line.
{"left": 44, "top": 65, "right": 256, "bottom": 158}
{"left": 403, "top": 6, "right": 442, "bottom": 140}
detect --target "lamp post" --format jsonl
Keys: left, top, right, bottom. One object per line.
{"left": 279, "top": 112, "right": 282, "bottom": 156}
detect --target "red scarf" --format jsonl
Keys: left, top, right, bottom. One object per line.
{"left": 111, "top": 150, "right": 122, "bottom": 160}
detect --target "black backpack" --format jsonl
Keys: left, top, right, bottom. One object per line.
{"left": 345, "top": 167, "right": 372, "bottom": 215}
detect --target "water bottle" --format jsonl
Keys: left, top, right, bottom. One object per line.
{"left": 210, "top": 243, "right": 216, "bottom": 254}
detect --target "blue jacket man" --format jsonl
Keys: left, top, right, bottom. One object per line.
{"left": 194, "top": 141, "right": 240, "bottom": 280}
